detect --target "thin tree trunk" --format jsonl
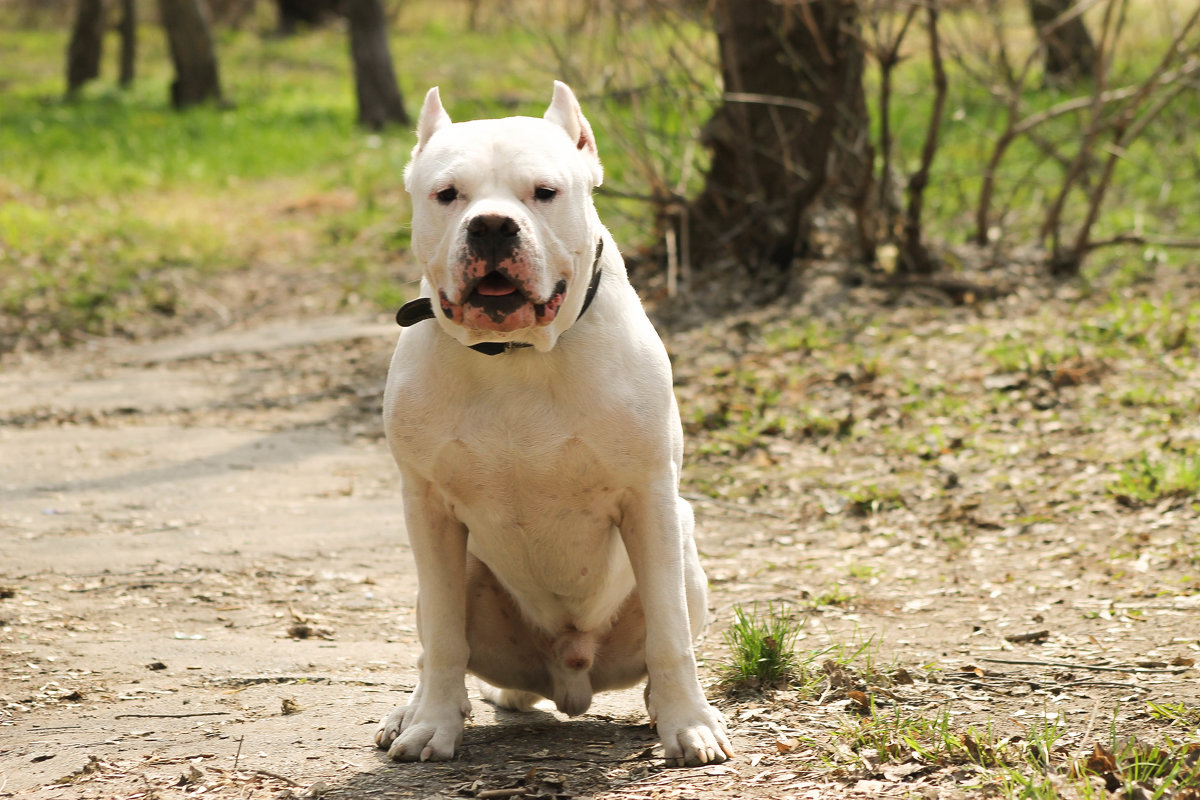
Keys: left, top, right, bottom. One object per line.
{"left": 66, "top": 0, "right": 106, "bottom": 96}
{"left": 158, "top": 0, "right": 223, "bottom": 108}
{"left": 900, "top": 4, "right": 947, "bottom": 274}
{"left": 118, "top": 0, "right": 136, "bottom": 88}
{"left": 346, "top": 0, "right": 409, "bottom": 129}
{"left": 1028, "top": 0, "right": 1097, "bottom": 85}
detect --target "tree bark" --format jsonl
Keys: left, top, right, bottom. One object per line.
{"left": 158, "top": 0, "right": 223, "bottom": 108}
{"left": 685, "top": 0, "right": 873, "bottom": 276}
{"left": 66, "top": 0, "right": 106, "bottom": 96}
{"left": 275, "top": 0, "right": 341, "bottom": 36}
{"left": 345, "top": 0, "right": 409, "bottom": 129}
{"left": 1028, "top": 0, "right": 1097, "bottom": 86}
{"left": 117, "top": 0, "right": 136, "bottom": 88}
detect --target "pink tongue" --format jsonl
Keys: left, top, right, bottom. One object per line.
{"left": 477, "top": 273, "right": 517, "bottom": 297}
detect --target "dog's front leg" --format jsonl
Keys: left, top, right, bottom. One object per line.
{"left": 620, "top": 484, "right": 733, "bottom": 767}
{"left": 375, "top": 477, "right": 472, "bottom": 761}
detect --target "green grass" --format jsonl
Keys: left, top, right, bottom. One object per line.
{"left": 0, "top": 6, "right": 617, "bottom": 349}
{"left": 818, "top": 690, "right": 1200, "bottom": 799}
{"left": 873, "top": 8, "right": 1200, "bottom": 262}
{"left": 842, "top": 484, "right": 906, "bottom": 517}
{"left": 720, "top": 603, "right": 805, "bottom": 691}
{"left": 804, "top": 582, "right": 856, "bottom": 609}
{"left": 0, "top": 20, "right": 422, "bottom": 346}
{"left": 1108, "top": 449, "right": 1200, "bottom": 507}
{"left": 4, "top": 3, "right": 1199, "bottom": 349}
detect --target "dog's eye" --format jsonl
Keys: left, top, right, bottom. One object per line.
{"left": 435, "top": 187, "right": 459, "bottom": 204}
{"left": 533, "top": 186, "right": 557, "bottom": 202}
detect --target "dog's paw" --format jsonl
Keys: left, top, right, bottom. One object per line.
{"left": 374, "top": 697, "right": 471, "bottom": 762}
{"left": 373, "top": 704, "right": 415, "bottom": 751}
{"left": 655, "top": 702, "right": 734, "bottom": 767}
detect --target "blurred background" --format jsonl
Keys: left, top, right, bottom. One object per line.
{"left": 1, "top": 0, "right": 1198, "bottom": 354}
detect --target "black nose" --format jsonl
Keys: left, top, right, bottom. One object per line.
{"left": 467, "top": 214, "right": 520, "bottom": 240}
{"left": 466, "top": 214, "right": 520, "bottom": 263}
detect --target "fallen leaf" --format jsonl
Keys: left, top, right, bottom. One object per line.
{"left": 1085, "top": 742, "right": 1118, "bottom": 774}
{"left": 847, "top": 690, "right": 871, "bottom": 711}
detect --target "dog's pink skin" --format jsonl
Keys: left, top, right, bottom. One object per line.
{"left": 536, "top": 290, "right": 565, "bottom": 322}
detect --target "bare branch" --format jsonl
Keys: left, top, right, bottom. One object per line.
{"left": 1061, "top": 11, "right": 1200, "bottom": 268}
{"left": 1086, "top": 233, "right": 1200, "bottom": 251}
{"left": 1070, "top": 53, "right": 1200, "bottom": 261}
{"left": 869, "top": 1, "right": 919, "bottom": 247}
{"left": 1038, "top": 0, "right": 1126, "bottom": 248}
{"left": 972, "top": 56, "right": 1200, "bottom": 244}
{"left": 721, "top": 91, "right": 821, "bottom": 116}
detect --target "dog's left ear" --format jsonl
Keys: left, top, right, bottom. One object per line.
{"left": 545, "top": 81, "right": 603, "bottom": 187}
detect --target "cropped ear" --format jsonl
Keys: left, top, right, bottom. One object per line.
{"left": 415, "top": 86, "right": 452, "bottom": 153}
{"left": 544, "top": 81, "right": 603, "bottom": 187}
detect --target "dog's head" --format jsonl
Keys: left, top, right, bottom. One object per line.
{"left": 404, "top": 81, "right": 605, "bottom": 353}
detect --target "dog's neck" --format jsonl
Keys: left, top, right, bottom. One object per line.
{"left": 396, "top": 239, "right": 604, "bottom": 356}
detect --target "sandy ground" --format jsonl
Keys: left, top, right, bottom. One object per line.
{"left": 2, "top": 303, "right": 1198, "bottom": 800}
{"left": 0, "top": 316, "right": 733, "bottom": 799}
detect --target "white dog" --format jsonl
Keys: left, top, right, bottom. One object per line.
{"left": 374, "top": 81, "right": 732, "bottom": 768}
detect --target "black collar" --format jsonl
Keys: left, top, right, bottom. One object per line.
{"left": 396, "top": 239, "right": 604, "bottom": 356}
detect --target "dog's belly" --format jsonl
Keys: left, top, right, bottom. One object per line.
{"left": 431, "top": 433, "right": 635, "bottom": 635}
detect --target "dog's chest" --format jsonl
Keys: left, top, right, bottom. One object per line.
{"left": 391, "top": 361, "right": 653, "bottom": 523}
{"left": 430, "top": 414, "right": 622, "bottom": 534}
{"left": 431, "top": 402, "right": 636, "bottom": 625}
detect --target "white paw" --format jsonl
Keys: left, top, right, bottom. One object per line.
{"left": 655, "top": 701, "right": 733, "bottom": 767}
{"left": 374, "top": 692, "right": 471, "bottom": 762}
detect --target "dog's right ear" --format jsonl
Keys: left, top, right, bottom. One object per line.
{"left": 415, "top": 87, "right": 452, "bottom": 154}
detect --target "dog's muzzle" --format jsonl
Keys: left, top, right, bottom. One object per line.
{"left": 396, "top": 239, "right": 604, "bottom": 356}
{"left": 430, "top": 214, "right": 565, "bottom": 333}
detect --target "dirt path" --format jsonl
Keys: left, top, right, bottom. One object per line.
{"left": 0, "top": 316, "right": 718, "bottom": 799}
{"left": 2, "top": 301, "right": 1199, "bottom": 799}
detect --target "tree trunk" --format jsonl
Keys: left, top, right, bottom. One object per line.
{"left": 685, "top": 0, "right": 872, "bottom": 275}
{"left": 117, "top": 0, "right": 136, "bottom": 88}
{"left": 158, "top": 0, "right": 223, "bottom": 109}
{"left": 275, "top": 0, "right": 340, "bottom": 36}
{"left": 66, "top": 0, "right": 106, "bottom": 96}
{"left": 345, "top": 0, "right": 409, "bottom": 129}
{"left": 1028, "top": 0, "right": 1096, "bottom": 86}
{"left": 208, "top": 0, "right": 259, "bottom": 27}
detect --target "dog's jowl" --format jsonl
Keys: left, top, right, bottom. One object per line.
{"left": 375, "top": 81, "right": 732, "bottom": 767}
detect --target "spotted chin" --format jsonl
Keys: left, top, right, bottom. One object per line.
{"left": 440, "top": 277, "right": 568, "bottom": 332}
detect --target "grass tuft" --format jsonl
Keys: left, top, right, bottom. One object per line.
{"left": 720, "top": 603, "right": 804, "bottom": 691}
{"left": 1108, "top": 449, "right": 1200, "bottom": 508}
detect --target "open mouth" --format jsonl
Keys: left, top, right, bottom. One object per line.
{"left": 475, "top": 271, "right": 518, "bottom": 298}
{"left": 465, "top": 272, "right": 529, "bottom": 320}
{"left": 439, "top": 273, "right": 569, "bottom": 331}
